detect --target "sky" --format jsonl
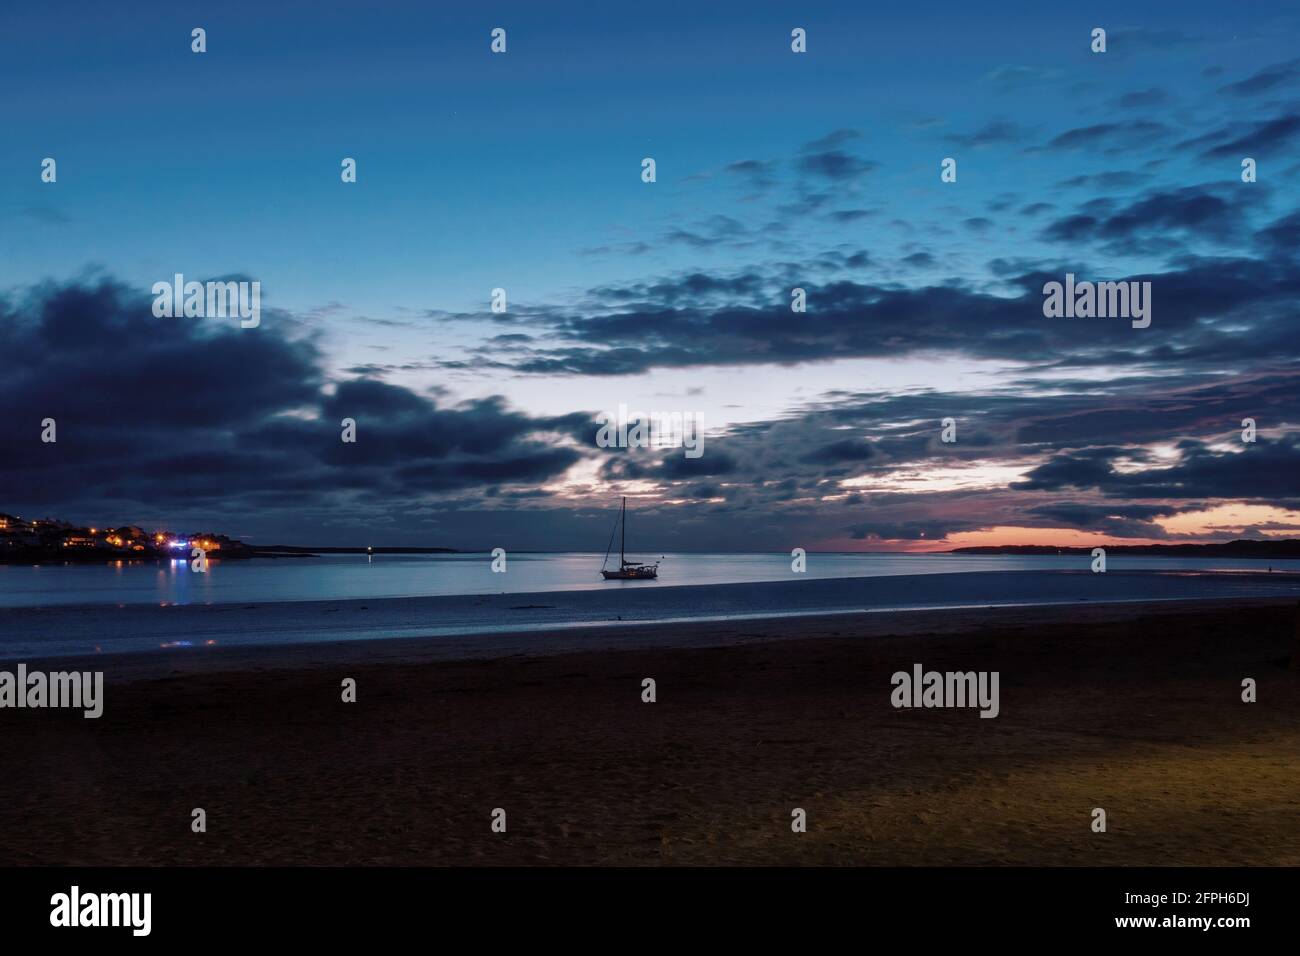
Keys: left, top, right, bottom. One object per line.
{"left": 1, "top": 0, "right": 1299, "bottom": 550}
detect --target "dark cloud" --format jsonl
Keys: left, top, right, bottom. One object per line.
{"left": 1114, "top": 88, "right": 1171, "bottom": 109}
{"left": 1257, "top": 209, "right": 1300, "bottom": 256}
{"left": 828, "top": 209, "right": 876, "bottom": 223}
{"left": 1015, "top": 436, "right": 1300, "bottom": 501}
{"left": 1043, "top": 120, "right": 1170, "bottom": 152}
{"left": 802, "top": 129, "right": 863, "bottom": 151}
{"left": 801, "top": 438, "right": 874, "bottom": 464}
{"left": 723, "top": 158, "right": 778, "bottom": 189}
{"left": 663, "top": 215, "right": 748, "bottom": 249}
{"left": 1019, "top": 202, "right": 1054, "bottom": 217}
{"left": 943, "top": 120, "right": 1030, "bottom": 147}
{"left": 1189, "top": 113, "right": 1300, "bottom": 160}
{"left": 1055, "top": 171, "right": 1150, "bottom": 190}
{"left": 796, "top": 150, "right": 879, "bottom": 181}
{"left": 1218, "top": 58, "right": 1300, "bottom": 98}
{"left": 1023, "top": 502, "right": 1180, "bottom": 538}
{"left": 574, "top": 359, "right": 1300, "bottom": 543}
{"left": 1041, "top": 185, "right": 1249, "bottom": 246}
{"left": 468, "top": 249, "right": 1299, "bottom": 379}
{"left": 1012, "top": 449, "right": 1118, "bottom": 492}
{"left": 1027, "top": 502, "right": 1180, "bottom": 525}
{"left": 846, "top": 520, "right": 959, "bottom": 542}
{"left": 0, "top": 278, "right": 584, "bottom": 523}
{"left": 8, "top": 274, "right": 1297, "bottom": 549}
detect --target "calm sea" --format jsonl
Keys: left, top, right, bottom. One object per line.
{"left": 3, "top": 551, "right": 1299, "bottom": 609}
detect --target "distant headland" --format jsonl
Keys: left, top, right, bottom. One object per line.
{"left": 0, "top": 512, "right": 456, "bottom": 564}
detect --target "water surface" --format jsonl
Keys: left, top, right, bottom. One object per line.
{"left": 3, "top": 550, "right": 1299, "bottom": 609}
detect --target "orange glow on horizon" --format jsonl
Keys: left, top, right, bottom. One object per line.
{"left": 820, "top": 526, "right": 1191, "bottom": 553}
{"left": 820, "top": 509, "right": 1300, "bottom": 552}
{"left": 1156, "top": 503, "right": 1300, "bottom": 537}
{"left": 936, "top": 526, "right": 1170, "bottom": 551}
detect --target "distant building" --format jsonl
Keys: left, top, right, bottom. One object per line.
{"left": 0, "top": 513, "right": 247, "bottom": 561}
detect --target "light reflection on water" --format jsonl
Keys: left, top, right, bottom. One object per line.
{"left": 2, "top": 551, "right": 1299, "bottom": 609}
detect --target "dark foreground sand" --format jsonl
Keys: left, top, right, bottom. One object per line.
{"left": 2, "top": 599, "right": 1299, "bottom": 865}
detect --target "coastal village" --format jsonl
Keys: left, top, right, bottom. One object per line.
{"left": 0, "top": 513, "right": 243, "bottom": 562}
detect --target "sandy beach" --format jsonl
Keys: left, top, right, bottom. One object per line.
{"left": 3, "top": 597, "right": 1299, "bottom": 866}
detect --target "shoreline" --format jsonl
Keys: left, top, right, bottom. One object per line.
{"left": 9, "top": 594, "right": 1298, "bottom": 682}
{"left": 4, "top": 568, "right": 1300, "bottom": 662}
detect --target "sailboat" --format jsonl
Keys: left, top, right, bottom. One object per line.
{"left": 600, "top": 496, "right": 660, "bottom": 580}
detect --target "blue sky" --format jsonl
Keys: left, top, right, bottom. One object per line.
{"left": 6, "top": 0, "right": 1293, "bottom": 310}
{"left": 2, "top": 1, "right": 1299, "bottom": 548}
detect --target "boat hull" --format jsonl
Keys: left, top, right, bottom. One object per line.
{"left": 601, "top": 568, "right": 658, "bottom": 580}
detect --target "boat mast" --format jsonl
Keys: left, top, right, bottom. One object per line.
{"left": 620, "top": 496, "right": 626, "bottom": 566}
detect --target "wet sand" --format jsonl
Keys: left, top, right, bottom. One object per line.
{"left": 2, "top": 598, "right": 1299, "bottom": 865}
